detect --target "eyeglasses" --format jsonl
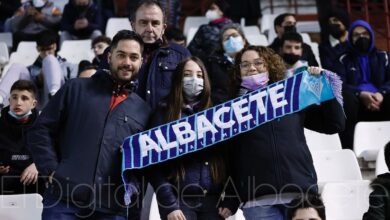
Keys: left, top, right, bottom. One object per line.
{"left": 239, "top": 60, "right": 265, "bottom": 70}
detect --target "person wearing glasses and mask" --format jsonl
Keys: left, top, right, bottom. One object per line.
{"left": 228, "top": 45, "right": 345, "bottom": 219}
{"left": 335, "top": 20, "right": 390, "bottom": 150}
{"left": 205, "top": 23, "right": 249, "bottom": 104}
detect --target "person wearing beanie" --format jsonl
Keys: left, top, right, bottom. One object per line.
{"left": 187, "top": 0, "right": 236, "bottom": 63}
{"left": 319, "top": 10, "right": 350, "bottom": 71}
{"left": 334, "top": 20, "right": 390, "bottom": 150}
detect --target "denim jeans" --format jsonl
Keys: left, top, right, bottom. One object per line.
{"left": 242, "top": 204, "right": 288, "bottom": 220}
{"left": 42, "top": 197, "right": 126, "bottom": 220}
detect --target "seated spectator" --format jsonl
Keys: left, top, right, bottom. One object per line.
{"left": 165, "top": 26, "right": 186, "bottom": 46}
{"left": 187, "top": 0, "right": 234, "bottom": 62}
{"left": 319, "top": 10, "right": 349, "bottom": 71}
{"left": 91, "top": 35, "right": 111, "bottom": 66}
{"left": 77, "top": 60, "right": 97, "bottom": 78}
{"left": 0, "top": 0, "right": 21, "bottom": 32}
{"left": 6, "top": 0, "right": 61, "bottom": 51}
{"left": 60, "top": 0, "right": 103, "bottom": 45}
{"left": 335, "top": 20, "right": 390, "bottom": 150}
{"left": 288, "top": 194, "right": 326, "bottom": 220}
{"left": 206, "top": 23, "right": 249, "bottom": 104}
{"left": 0, "top": 80, "right": 44, "bottom": 195}
{"left": 0, "top": 31, "right": 78, "bottom": 110}
{"left": 363, "top": 141, "right": 390, "bottom": 220}
{"left": 269, "top": 13, "right": 319, "bottom": 66}
{"left": 281, "top": 32, "right": 308, "bottom": 78}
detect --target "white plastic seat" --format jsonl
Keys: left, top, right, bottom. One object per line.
{"left": 0, "top": 42, "right": 9, "bottom": 65}
{"left": 0, "top": 32, "right": 13, "bottom": 49}
{"left": 304, "top": 128, "right": 342, "bottom": 152}
{"left": 246, "top": 34, "right": 268, "bottom": 46}
{"left": 16, "top": 41, "right": 38, "bottom": 57}
{"left": 58, "top": 40, "right": 94, "bottom": 63}
{"left": 9, "top": 51, "right": 37, "bottom": 66}
{"left": 354, "top": 121, "right": 390, "bottom": 161}
{"left": 183, "top": 16, "right": 209, "bottom": 36}
{"left": 186, "top": 27, "right": 199, "bottom": 46}
{"left": 0, "top": 193, "right": 43, "bottom": 220}
{"left": 242, "top": 26, "right": 261, "bottom": 37}
{"left": 149, "top": 194, "right": 160, "bottom": 220}
{"left": 312, "top": 149, "right": 362, "bottom": 186}
{"left": 321, "top": 180, "right": 371, "bottom": 220}
{"left": 376, "top": 145, "right": 389, "bottom": 176}
{"left": 105, "top": 17, "right": 132, "bottom": 39}
{"left": 300, "top": 32, "right": 312, "bottom": 44}
{"left": 53, "top": 0, "right": 68, "bottom": 12}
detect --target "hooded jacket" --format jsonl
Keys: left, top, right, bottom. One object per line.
{"left": 334, "top": 20, "right": 390, "bottom": 95}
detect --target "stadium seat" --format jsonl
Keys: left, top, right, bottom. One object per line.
{"left": 0, "top": 193, "right": 43, "bottom": 220}
{"left": 0, "top": 42, "right": 9, "bottom": 65}
{"left": 149, "top": 194, "right": 160, "bottom": 220}
{"left": 354, "top": 121, "right": 390, "bottom": 161}
{"left": 16, "top": 42, "right": 38, "bottom": 57}
{"left": 186, "top": 27, "right": 199, "bottom": 46}
{"left": 0, "top": 32, "right": 13, "bottom": 49}
{"left": 106, "top": 17, "right": 132, "bottom": 39}
{"left": 226, "top": 208, "right": 245, "bottom": 220}
{"left": 246, "top": 34, "right": 268, "bottom": 46}
{"left": 321, "top": 180, "right": 371, "bottom": 220}
{"left": 376, "top": 145, "right": 389, "bottom": 176}
{"left": 9, "top": 52, "right": 37, "bottom": 66}
{"left": 243, "top": 26, "right": 261, "bottom": 37}
{"left": 304, "top": 128, "right": 342, "bottom": 152}
{"left": 312, "top": 149, "right": 362, "bottom": 186}
{"left": 58, "top": 40, "right": 94, "bottom": 64}
{"left": 183, "top": 16, "right": 208, "bottom": 36}
{"left": 300, "top": 33, "right": 312, "bottom": 44}
{"left": 53, "top": 0, "right": 69, "bottom": 13}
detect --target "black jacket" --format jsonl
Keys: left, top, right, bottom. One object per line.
{"left": 206, "top": 51, "right": 235, "bottom": 105}
{"left": 230, "top": 97, "right": 345, "bottom": 203}
{"left": 363, "top": 173, "right": 390, "bottom": 220}
{"left": 27, "top": 70, "right": 151, "bottom": 214}
{"left": 0, "top": 106, "right": 38, "bottom": 174}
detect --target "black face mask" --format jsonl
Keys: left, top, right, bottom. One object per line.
{"left": 283, "top": 53, "right": 301, "bottom": 65}
{"left": 354, "top": 37, "right": 371, "bottom": 53}
{"left": 329, "top": 23, "right": 344, "bottom": 39}
{"left": 284, "top": 25, "right": 297, "bottom": 33}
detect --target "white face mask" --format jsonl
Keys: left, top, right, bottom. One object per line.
{"left": 205, "top": 10, "right": 221, "bottom": 21}
{"left": 182, "top": 76, "right": 204, "bottom": 102}
{"left": 33, "top": 0, "right": 45, "bottom": 7}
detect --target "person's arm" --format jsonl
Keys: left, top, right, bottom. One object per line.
{"left": 83, "top": 5, "right": 103, "bottom": 33}
{"left": 304, "top": 43, "right": 319, "bottom": 66}
{"left": 319, "top": 43, "right": 333, "bottom": 70}
{"left": 26, "top": 83, "right": 70, "bottom": 176}
{"left": 60, "top": 4, "right": 74, "bottom": 32}
{"left": 304, "top": 69, "right": 346, "bottom": 134}
{"left": 40, "top": 5, "right": 61, "bottom": 28}
{"left": 378, "top": 51, "right": 390, "bottom": 94}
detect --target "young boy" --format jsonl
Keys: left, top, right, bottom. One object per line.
{"left": 0, "top": 80, "right": 42, "bottom": 195}
{"left": 288, "top": 194, "right": 326, "bottom": 220}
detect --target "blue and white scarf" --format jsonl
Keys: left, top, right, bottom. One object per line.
{"left": 121, "top": 69, "right": 342, "bottom": 205}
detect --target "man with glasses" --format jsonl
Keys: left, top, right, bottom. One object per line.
{"left": 0, "top": 30, "right": 77, "bottom": 110}
{"left": 335, "top": 20, "right": 390, "bottom": 150}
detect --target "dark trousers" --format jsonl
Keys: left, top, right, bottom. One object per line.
{"left": 41, "top": 197, "right": 126, "bottom": 220}
{"left": 339, "top": 90, "right": 390, "bottom": 150}
{"left": 162, "top": 195, "right": 223, "bottom": 220}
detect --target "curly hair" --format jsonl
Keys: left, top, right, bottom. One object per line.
{"left": 231, "top": 45, "right": 286, "bottom": 95}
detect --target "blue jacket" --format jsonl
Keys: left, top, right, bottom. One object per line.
{"left": 230, "top": 96, "right": 345, "bottom": 204}
{"left": 61, "top": 1, "right": 103, "bottom": 37}
{"left": 319, "top": 39, "right": 348, "bottom": 72}
{"left": 136, "top": 42, "right": 191, "bottom": 110}
{"left": 27, "top": 70, "right": 151, "bottom": 215}
{"left": 334, "top": 20, "right": 390, "bottom": 95}
{"left": 146, "top": 103, "right": 237, "bottom": 217}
